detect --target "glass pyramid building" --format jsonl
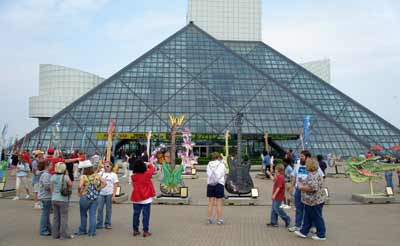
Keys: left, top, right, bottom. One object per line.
{"left": 22, "top": 23, "right": 400, "bottom": 157}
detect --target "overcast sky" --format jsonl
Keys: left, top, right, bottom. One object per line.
{"left": 0, "top": 0, "right": 399, "bottom": 141}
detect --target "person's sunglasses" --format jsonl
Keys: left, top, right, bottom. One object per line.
{"left": 105, "top": 166, "right": 111, "bottom": 168}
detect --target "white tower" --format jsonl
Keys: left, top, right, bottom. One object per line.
{"left": 187, "top": 0, "right": 262, "bottom": 41}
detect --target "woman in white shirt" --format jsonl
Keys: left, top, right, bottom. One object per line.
{"left": 206, "top": 152, "right": 227, "bottom": 225}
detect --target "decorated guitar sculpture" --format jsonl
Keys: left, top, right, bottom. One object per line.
{"left": 225, "top": 114, "right": 254, "bottom": 195}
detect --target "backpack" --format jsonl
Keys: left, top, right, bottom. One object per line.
{"left": 60, "top": 174, "right": 72, "bottom": 197}
{"left": 86, "top": 178, "right": 100, "bottom": 201}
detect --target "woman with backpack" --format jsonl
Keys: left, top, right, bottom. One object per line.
{"left": 76, "top": 161, "right": 106, "bottom": 237}
{"left": 50, "top": 162, "right": 73, "bottom": 240}
{"left": 206, "top": 152, "right": 227, "bottom": 225}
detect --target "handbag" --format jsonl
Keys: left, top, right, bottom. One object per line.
{"left": 60, "top": 174, "right": 72, "bottom": 197}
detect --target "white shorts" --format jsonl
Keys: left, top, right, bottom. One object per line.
{"left": 16, "top": 176, "right": 29, "bottom": 191}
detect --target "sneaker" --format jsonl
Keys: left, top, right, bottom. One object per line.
{"left": 25, "top": 194, "right": 30, "bottom": 199}
{"left": 294, "top": 230, "right": 307, "bottom": 238}
{"left": 133, "top": 231, "right": 140, "bottom": 237}
{"left": 207, "top": 219, "right": 214, "bottom": 225}
{"left": 312, "top": 235, "right": 327, "bottom": 241}
{"left": 266, "top": 223, "right": 278, "bottom": 227}
{"left": 105, "top": 225, "right": 112, "bottom": 229}
{"left": 310, "top": 227, "right": 317, "bottom": 234}
{"left": 283, "top": 205, "right": 291, "bottom": 209}
{"left": 288, "top": 226, "right": 299, "bottom": 232}
{"left": 143, "top": 232, "right": 152, "bottom": 238}
{"left": 217, "top": 219, "right": 224, "bottom": 225}
{"left": 12, "top": 196, "right": 19, "bottom": 200}
{"left": 279, "top": 204, "right": 285, "bottom": 208}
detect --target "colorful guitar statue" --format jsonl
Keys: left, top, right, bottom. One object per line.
{"left": 225, "top": 113, "right": 254, "bottom": 195}
{"left": 178, "top": 128, "right": 198, "bottom": 174}
{"left": 346, "top": 156, "right": 400, "bottom": 195}
{"left": 160, "top": 114, "right": 185, "bottom": 195}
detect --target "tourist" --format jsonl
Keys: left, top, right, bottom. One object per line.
{"left": 91, "top": 151, "right": 100, "bottom": 167}
{"left": 206, "top": 152, "right": 227, "bottom": 225}
{"left": 32, "top": 150, "right": 44, "bottom": 209}
{"left": 128, "top": 153, "right": 136, "bottom": 184}
{"left": 294, "top": 158, "right": 327, "bottom": 241}
{"left": 97, "top": 162, "right": 119, "bottom": 229}
{"left": 121, "top": 150, "right": 129, "bottom": 178}
{"left": 316, "top": 155, "right": 327, "bottom": 176}
{"left": 283, "top": 160, "right": 293, "bottom": 209}
{"left": 76, "top": 161, "right": 106, "bottom": 237}
{"left": 12, "top": 154, "right": 31, "bottom": 200}
{"left": 51, "top": 162, "right": 73, "bottom": 240}
{"left": 131, "top": 158, "right": 156, "bottom": 237}
{"left": 383, "top": 156, "right": 393, "bottom": 189}
{"left": 397, "top": 168, "right": 400, "bottom": 188}
{"left": 266, "top": 164, "right": 291, "bottom": 227}
{"left": 38, "top": 160, "right": 52, "bottom": 236}
{"left": 262, "top": 151, "right": 271, "bottom": 178}
{"left": 288, "top": 150, "right": 324, "bottom": 232}
{"left": 285, "top": 149, "right": 294, "bottom": 165}
{"left": 45, "top": 148, "right": 81, "bottom": 175}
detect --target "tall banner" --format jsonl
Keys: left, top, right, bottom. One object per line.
{"left": 80, "top": 129, "right": 87, "bottom": 150}
{"left": 106, "top": 120, "right": 116, "bottom": 162}
{"left": 0, "top": 124, "right": 8, "bottom": 161}
{"left": 303, "top": 116, "right": 311, "bottom": 148}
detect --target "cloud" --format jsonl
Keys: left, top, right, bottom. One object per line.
{"left": 0, "top": 0, "right": 110, "bottom": 33}
{"left": 262, "top": 1, "right": 400, "bottom": 128}
{"left": 103, "top": 11, "right": 183, "bottom": 42}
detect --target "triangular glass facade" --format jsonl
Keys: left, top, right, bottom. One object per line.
{"left": 23, "top": 23, "right": 400, "bottom": 157}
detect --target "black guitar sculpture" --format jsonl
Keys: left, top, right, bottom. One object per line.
{"left": 225, "top": 113, "right": 254, "bottom": 195}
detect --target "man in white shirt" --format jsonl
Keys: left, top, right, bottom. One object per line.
{"left": 96, "top": 162, "right": 119, "bottom": 229}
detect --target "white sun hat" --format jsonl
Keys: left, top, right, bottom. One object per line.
{"left": 78, "top": 160, "right": 93, "bottom": 169}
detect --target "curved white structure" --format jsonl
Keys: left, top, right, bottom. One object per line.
{"left": 29, "top": 64, "right": 104, "bottom": 125}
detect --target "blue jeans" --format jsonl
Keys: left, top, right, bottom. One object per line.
{"left": 270, "top": 200, "right": 290, "bottom": 225}
{"left": 384, "top": 171, "right": 393, "bottom": 188}
{"left": 133, "top": 203, "right": 151, "bottom": 232}
{"left": 97, "top": 195, "right": 113, "bottom": 227}
{"left": 78, "top": 196, "right": 98, "bottom": 236}
{"left": 300, "top": 203, "right": 326, "bottom": 238}
{"left": 294, "top": 188, "right": 304, "bottom": 228}
{"left": 40, "top": 200, "right": 52, "bottom": 235}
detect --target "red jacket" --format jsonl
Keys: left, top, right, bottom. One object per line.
{"left": 130, "top": 164, "right": 156, "bottom": 202}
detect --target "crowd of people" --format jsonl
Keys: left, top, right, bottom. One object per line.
{"left": 2, "top": 146, "right": 400, "bottom": 242}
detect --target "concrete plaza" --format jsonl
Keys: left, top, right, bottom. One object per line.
{"left": 0, "top": 167, "right": 400, "bottom": 246}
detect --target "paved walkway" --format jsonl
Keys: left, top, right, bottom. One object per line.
{"left": 1, "top": 167, "right": 400, "bottom": 245}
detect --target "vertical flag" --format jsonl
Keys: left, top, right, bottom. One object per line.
{"left": 80, "top": 129, "right": 87, "bottom": 150}
{"left": 303, "top": 116, "right": 311, "bottom": 148}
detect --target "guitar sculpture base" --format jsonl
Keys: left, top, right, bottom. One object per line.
{"left": 153, "top": 195, "right": 191, "bottom": 205}
{"left": 256, "top": 172, "right": 267, "bottom": 179}
{"left": 0, "top": 189, "right": 16, "bottom": 198}
{"left": 224, "top": 196, "right": 258, "bottom": 206}
{"left": 182, "top": 174, "right": 199, "bottom": 179}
